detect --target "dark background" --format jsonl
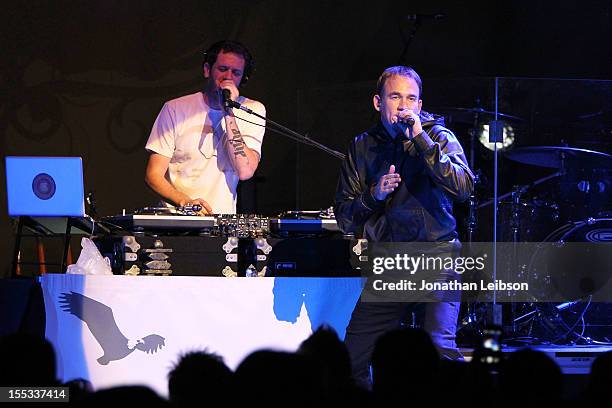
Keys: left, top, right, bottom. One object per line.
{"left": 1, "top": 0, "right": 611, "bottom": 277}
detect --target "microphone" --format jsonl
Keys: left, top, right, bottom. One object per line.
{"left": 400, "top": 116, "right": 415, "bottom": 126}
{"left": 221, "top": 89, "right": 232, "bottom": 109}
{"left": 397, "top": 110, "right": 416, "bottom": 126}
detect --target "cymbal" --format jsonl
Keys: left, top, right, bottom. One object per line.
{"left": 432, "top": 106, "right": 523, "bottom": 122}
{"left": 504, "top": 146, "right": 612, "bottom": 169}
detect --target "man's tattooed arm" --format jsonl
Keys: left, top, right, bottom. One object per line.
{"left": 224, "top": 114, "right": 259, "bottom": 179}
{"left": 229, "top": 127, "right": 247, "bottom": 159}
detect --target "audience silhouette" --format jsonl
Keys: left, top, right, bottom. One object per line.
{"left": 1, "top": 327, "right": 610, "bottom": 406}
{"left": 371, "top": 327, "right": 439, "bottom": 402}
{"left": 167, "top": 350, "right": 233, "bottom": 407}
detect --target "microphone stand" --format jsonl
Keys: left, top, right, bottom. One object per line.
{"left": 226, "top": 99, "right": 346, "bottom": 161}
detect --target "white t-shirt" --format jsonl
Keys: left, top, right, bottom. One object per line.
{"left": 145, "top": 92, "right": 266, "bottom": 214}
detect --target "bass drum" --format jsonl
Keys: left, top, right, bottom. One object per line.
{"left": 524, "top": 218, "right": 612, "bottom": 343}
{"left": 543, "top": 217, "right": 612, "bottom": 243}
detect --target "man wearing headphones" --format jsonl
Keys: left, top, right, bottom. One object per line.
{"left": 145, "top": 40, "right": 265, "bottom": 214}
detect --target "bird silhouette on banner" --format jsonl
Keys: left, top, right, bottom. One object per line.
{"left": 59, "top": 291, "right": 165, "bottom": 365}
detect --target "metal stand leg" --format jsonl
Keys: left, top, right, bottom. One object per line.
{"left": 61, "top": 218, "right": 72, "bottom": 274}
{"left": 11, "top": 217, "right": 25, "bottom": 278}
{"left": 509, "top": 187, "right": 522, "bottom": 333}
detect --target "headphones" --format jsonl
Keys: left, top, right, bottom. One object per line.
{"left": 202, "top": 40, "right": 255, "bottom": 85}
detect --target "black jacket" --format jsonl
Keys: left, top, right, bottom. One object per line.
{"left": 334, "top": 111, "right": 474, "bottom": 242}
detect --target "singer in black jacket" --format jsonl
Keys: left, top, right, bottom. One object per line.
{"left": 334, "top": 66, "right": 474, "bottom": 388}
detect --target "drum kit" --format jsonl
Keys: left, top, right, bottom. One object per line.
{"left": 488, "top": 145, "right": 612, "bottom": 241}
{"left": 441, "top": 105, "right": 612, "bottom": 345}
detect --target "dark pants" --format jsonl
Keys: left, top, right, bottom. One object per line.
{"left": 344, "top": 300, "right": 462, "bottom": 388}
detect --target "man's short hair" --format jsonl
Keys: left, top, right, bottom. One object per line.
{"left": 376, "top": 66, "right": 423, "bottom": 99}
{"left": 203, "top": 40, "right": 255, "bottom": 85}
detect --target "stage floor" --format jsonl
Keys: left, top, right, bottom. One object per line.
{"left": 461, "top": 345, "right": 612, "bottom": 374}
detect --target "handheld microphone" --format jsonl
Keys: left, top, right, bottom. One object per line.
{"left": 397, "top": 110, "right": 416, "bottom": 126}
{"left": 400, "top": 116, "right": 416, "bottom": 126}
{"left": 221, "top": 89, "right": 232, "bottom": 109}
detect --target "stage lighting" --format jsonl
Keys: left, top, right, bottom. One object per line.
{"left": 478, "top": 122, "right": 515, "bottom": 151}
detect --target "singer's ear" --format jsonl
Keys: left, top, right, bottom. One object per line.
{"left": 373, "top": 94, "right": 381, "bottom": 112}
{"left": 203, "top": 62, "right": 211, "bottom": 79}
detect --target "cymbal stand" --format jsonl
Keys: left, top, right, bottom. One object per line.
{"left": 461, "top": 188, "right": 479, "bottom": 331}
{"left": 486, "top": 79, "right": 503, "bottom": 328}
{"left": 466, "top": 102, "right": 482, "bottom": 242}
{"left": 462, "top": 105, "right": 483, "bottom": 331}
{"left": 466, "top": 188, "right": 479, "bottom": 243}
{"left": 509, "top": 186, "right": 523, "bottom": 333}
{"left": 469, "top": 100, "right": 482, "bottom": 172}
{"left": 510, "top": 186, "right": 522, "bottom": 243}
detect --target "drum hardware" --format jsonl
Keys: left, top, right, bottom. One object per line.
{"left": 506, "top": 218, "right": 612, "bottom": 344}
{"left": 477, "top": 171, "right": 563, "bottom": 210}
{"left": 508, "top": 297, "right": 596, "bottom": 345}
{"left": 432, "top": 103, "right": 523, "bottom": 171}
{"left": 466, "top": 193, "right": 478, "bottom": 243}
{"left": 504, "top": 146, "right": 612, "bottom": 224}
{"left": 513, "top": 300, "right": 582, "bottom": 323}
{"left": 504, "top": 218, "right": 612, "bottom": 343}
{"left": 504, "top": 146, "right": 612, "bottom": 170}
{"left": 464, "top": 159, "right": 553, "bottom": 333}
{"left": 461, "top": 144, "right": 612, "bottom": 342}
{"left": 509, "top": 186, "right": 523, "bottom": 243}
{"left": 432, "top": 104, "right": 523, "bottom": 165}
{"left": 432, "top": 105, "right": 524, "bottom": 124}
{"left": 507, "top": 186, "right": 525, "bottom": 332}
{"left": 465, "top": 170, "right": 485, "bottom": 243}
{"left": 454, "top": 101, "right": 524, "bottom": 336}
